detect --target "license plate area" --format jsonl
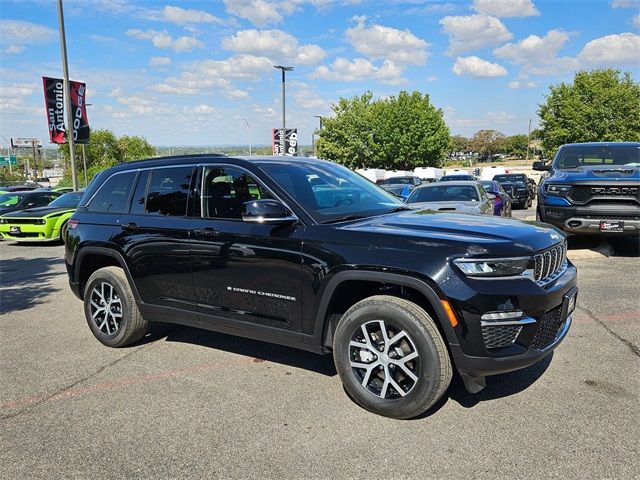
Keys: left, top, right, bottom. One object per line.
{"left": 9, "top": 226, "right": 21, "bottom": 234}
{"left": 600, "top": 221, "right": 624, "bottom": 232}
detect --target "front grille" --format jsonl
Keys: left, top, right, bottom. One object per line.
{"left": 531, "top": 307, "right": 565, "bottom": 350}
{"left": 568, "top": 185, "right": 640, "bottom": 204}
{"left": 580, "top": 214, "right": 640, "bottom": 221}
{"left": 533, "top": 242, "right": 567, "bottom": 284}
{"left": 482, "top": 324, "right": 522, "bottom": 349}
{"left": 1, "top": 218, "right": 42, "bottom": 225}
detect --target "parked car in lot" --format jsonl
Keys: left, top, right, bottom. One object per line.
{"left": 439, "top": 174, "right": 476, "bottom": 182}
{"left": 406, "top": 181, "right": 495, "bottom": 216}
{"left": 0, "top": 183, "right": 42, "bottom": 194}
{"left": 66, "top": 155, "right": 577, "bottom": 419}
{"left": 0, "top": 190, "right": 83, "bottom": 243}
{"left": 493, "top": 173, "right": 534, "bottom": 209}
{"left": 0, "top": 190, "right": 61, "bottom": 216}
{"left": 479, "top": 180, "right": 512, "bottom": 217}
{"left": 52, "top": 186, "right": 74, "bottom": 193}
{"left": 378, "top": 176, "right": 422, "bottom": 200}
{"left": 534, "top": 142, "right": 640, "bottom": 235}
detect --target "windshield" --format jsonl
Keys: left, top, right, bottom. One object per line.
{"left": 494, "top": 174, "right": 526, "bottom": 183}
{"left": 555, "top": 145, "right": 640, "bottom": 169}
{"left": 0, "top": 193, "right": 24, "bottom": 207}
{"left": 441, "top": 175, "right": 472, "bottom": 182}
{"left": 407, "top": 185, "right": 479, "bottom": 203}
{"left": 479, "top": 181, "right": 495, "bottom": 191}
{"left": 49, "top": 192, "right": 83, "bottom": 208}
{"left": 258, "top": 161, "right": 405, "bottom": 223}
{"left": 380, "top": 177, "right": 414, "bottom": 185}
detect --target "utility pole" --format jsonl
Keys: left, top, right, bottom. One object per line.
{"left": 313, "top": 115, "right": 323, "bottom": 158}
{"left": 242, "top": 118, "right": 252, "bottom": 155}
{"left": 57, "top": 0, "right": 78, "bottom": 191}
{"left": 273, "top": 65, "right": 293, "bottom": 156}
{"left": 526, "top": 118, "right": 532, "bottom": 163}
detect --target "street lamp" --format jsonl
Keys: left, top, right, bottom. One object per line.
{"left": 313, "top": 115, "right": 323, "bottom": 157}
{"left": 273, "top": 65, "right": 294, "bottom": 156}
{"left": 242, "top": 118, "right": 252, "bottom": 156}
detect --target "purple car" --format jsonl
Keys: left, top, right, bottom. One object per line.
{"left": 480, "top": 180, "right": 512, "bottom": 217}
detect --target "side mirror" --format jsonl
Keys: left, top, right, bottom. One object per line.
{"left": 241, "top": 199, "right": 297, "bottom": 224}
{"left": 486, "top": 193, "right": 497, "bottom": 200}
{"left": 532, "top": 161, "right": 551, "bottom": 171}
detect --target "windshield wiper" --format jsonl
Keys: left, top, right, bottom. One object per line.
{"left": 385, "top": 206, "right": 411, "bottom": 213}
{"left": 321, "top": 215, "right": 369, "bottom": 224}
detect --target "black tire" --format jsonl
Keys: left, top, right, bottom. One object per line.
{"left": 59, "top": 221, "right": 68, "bottom": 244}
{"left": 536, "top": 207, "right": 543, "bottom": 222}
{"left": 84, "top": 266, "right": 148, "bottom": 347}
{"left": 333, "top": 295, "right": 452, "bottom": 419}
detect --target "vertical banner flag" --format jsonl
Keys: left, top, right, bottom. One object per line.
{"left": 70, "top": 80, "right": 90, "bottom": 144}
{"left": 272, "top": 128, "right": 298, "bottom": 156}
{"left": 42, "top": 77, "right": 91, "bottom": 144}
{"left": 43, "top": 77, "right": 66, "bottom": 144}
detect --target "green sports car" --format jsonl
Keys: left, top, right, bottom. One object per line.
{"left": 0, "top": 191, "right": 84, "bottom": 243}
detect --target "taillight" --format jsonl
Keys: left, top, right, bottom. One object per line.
{"left": 68, "top": 219, "right": 80, "bottom": 229}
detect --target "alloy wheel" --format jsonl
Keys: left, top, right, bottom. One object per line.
{"left": 89, "top": 281, "right": 123, "bottom": 335}
{"left": 349, "top": 320, "right": 420, "bottom": 399}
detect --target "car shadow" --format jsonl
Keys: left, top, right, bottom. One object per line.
{"left": 567, "top": 235, "right": 640, "bottom": 258}
{"left": 0, "top": 256, "right": 63, "bottom": 315}
{"left": 140, "top": 323, "right": 338, "bottom": 377}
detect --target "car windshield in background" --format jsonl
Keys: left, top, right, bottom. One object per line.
{"left": 258, "top": 161, "right": 404, "bottom": 223}
{"left": 380, "top": 177, "right": 414, "bottom": 185}
{"left": 494, "top": 174, "right": 526, "bottom": 183}
{"left": 0, "top": 194, "right": 24, "bottom": 206}
{"left": 48, "top": 192, "right": 84, "bottom": 208}
{"left": 440, "top": 175, "right": 473, "bottom": 182}
{"left": 407, "top": 185, "right": 479, "bottom": 203}
{"left": 480, "top": 181, "right": 494, "bottom": 191}
{"left": 555, "top": 145, "right": 640, "bottom": 169}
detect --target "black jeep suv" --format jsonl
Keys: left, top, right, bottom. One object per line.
{"left": 65, "top": 155, "right": 577, "bottom": 419}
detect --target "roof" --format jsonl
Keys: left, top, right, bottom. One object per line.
{"left": 561, "top": 142, "right": 640, "bottom": 147}
{"left": 418, "top": 180, "right": 480, "bottom": 187}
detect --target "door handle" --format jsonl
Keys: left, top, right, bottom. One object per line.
{"left": 193, "top": 228, "right": 218, "bottom": 238}
{"left": 121, "top": 222, "right": 139, "bottom": 232}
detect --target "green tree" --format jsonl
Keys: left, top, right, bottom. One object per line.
{"left": 317, "top": 91, "right": 450, "bottom": 170}
{"left": 449, "top": 135, "right": 470, "bottom": 156}
{"left": 503, "top": 134, "right": 528, "bottom": 158}
{"left": 538, "top": 68, "right": 640, "bottom": 153}
{"left": 470, "top": 129, "right": 505, "bottom": 160}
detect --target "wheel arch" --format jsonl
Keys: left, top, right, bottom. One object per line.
{"left": 75, "top": 247, "right": 140, "bottom": 302}
{"left": 310, "top": 270, "right": 459, "bottom": 351}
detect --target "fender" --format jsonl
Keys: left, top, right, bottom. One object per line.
{"left": 74, "top": 246, "right": 142, "bottom": 302}
{"left": 305, "top": 269, "right": 460, "bottom": 349}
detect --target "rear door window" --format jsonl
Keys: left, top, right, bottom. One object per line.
{"left": 146, "top": 167, "right": 193, "bottom": 216}
{"left": 87, "top": 172, "right": 137, "bottom": 213}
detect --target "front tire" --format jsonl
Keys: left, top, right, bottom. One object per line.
{"left": 59, "top": 221, "right": 68, "bottom": 244}
{"left": 333, "top": 295, "right": 452, "bottom": 419}
{"left": 84, "top": 267, "right": 148, "bottom": 347}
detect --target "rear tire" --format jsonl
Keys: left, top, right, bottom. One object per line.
{"left": 84, "top": 267, "right": 148, "bottom": 347}
{"left": 333, "top": 295, "right": 452, "bottom": 419}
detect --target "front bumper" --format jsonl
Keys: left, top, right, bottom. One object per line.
{"left": 0, "top": 220, "right": 58, "bottom": 241}
{"left": 540, "top": 204, "right": 640, "bottom": 235}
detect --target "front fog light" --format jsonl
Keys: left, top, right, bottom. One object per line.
{"left": 453, "top": 257, "right": 530, "bottom": 277}
{"left": 481, "top": 311, "right": 524, "bottom": 321}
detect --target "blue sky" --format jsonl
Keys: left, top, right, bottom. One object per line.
{"left": 1, "top": 0, "right": 639, "bottom": 147}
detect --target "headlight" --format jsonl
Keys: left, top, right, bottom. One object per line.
{"left": 546, "top": 184, "right": 571, "bottom": 195}
{"left": 36, "top": 219, "right": 46, "bottom": 225}
{"left": 0, "top": 219, "right": 6, "bottom": 224}
{"left": 453, "top": 257, "right": 531, "bottom": 277}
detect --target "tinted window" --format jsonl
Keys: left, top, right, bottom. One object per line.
{"left": 381, "top": 177, "right": 414, "bottom": 185}
{"left": 555, "top": 145, "right": 639, "bottom": 169}
{"left": 0, "top": 194, "right": 24, "bottom": 206}
{"left": 48, "top": 192, "right": 83, "bottom": 208}
{"left": 130, "top": 171, "right": 150, "bottom": 215}
{"left": 493, "top": 174, "right": 526, "bottom": 183}
{"left": 407, "top": 185, "right": 480, "bottom": 203}
{"left": 146, "top": 167, "right": 192, "bottom": 216}
{"left": 87, "top": 172, "right": 136, "bottom": 213}
{"left": 202, "top": 166, "right": 273, "bottom": 219}
{"left": 29, "top": 193, "right": 57, "bottom": 207}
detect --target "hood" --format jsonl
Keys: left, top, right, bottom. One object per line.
{"left": 339, "top": 209, "right": 564, "bottom": 256}
{"left": 550, "top": 165, "right": 640, "bottom": 181}
{"left": 408, "top": 201, "right": 482, "bottom": 214}
{"left": 1, "top": 206, "right": 73, "bottom": 218}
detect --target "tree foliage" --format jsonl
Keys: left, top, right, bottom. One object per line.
{"left": 316, "top": 91, "right": 450, "bottom": 170}
{"left": 538, "top": 68, "right": 640, "bottom": 153}
{"left": 469, "top": 129, "right": 505, "bottom": 160}
{"left": 449, "top": 135, "right": 470, "bottom": 155}
{"left": 503, "top": 134, "right": 529, "bottom": 158}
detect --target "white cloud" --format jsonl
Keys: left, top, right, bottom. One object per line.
{"left": 0, "top": 20, "right": 56, "bottom": 46}
{"left": 578, "top": 32, "right": 640, "bottom": 65}
{"left": 158, "top": 6, "right": 223, "bottom": 25}
{"left": 312, "top": 58, "right": 406, "bottom": 85}
{"left": 150, "top": 56, "right": 172, "bottom": 66}
{"left": 126, "top": 29, "right": 202, "bottom": 52}
{"left": 494, "top": 29, "right": 571, "bottom": 65}
{"left": 440, "top": 15, "right": 512, "bottom": 54}
{"left": 611, "top": 0, "right": 640, "bottom": 7}
{"left": 0, "top": 83, "right": 36, "bottom": 97}
{"left": 291, "top": 82, "right": 328, "bottom": 110}
{"left": 4, "top": 45, "right": 25, "bottom": 54}
{"left": 452, "top": 56, "right": 507, "bottom": 77}
{"left": 192, "top": 104, "right": 217, "bottom": 114}
{"left": 253, "top": 105, "right": 278, "bottom": 119}
{"left": 485, "top": 111, "right": 516, "bottom": 123}
{"left": 473, "top": 0, "right": 539, "bottom": 17}
{"left": 345, "top": 17, "right": 428, "bottom": 65}
{"left": 508, "top": 80, "right": 537, "bottom": 89}
{"left": 223, "top": 0, "right": 296, "bottom": 27}
{"left": 634, "top": 14, "right": 640, "bottom": 27}
{"left": 222, "top": 29, "right": 326, "bottom": 64}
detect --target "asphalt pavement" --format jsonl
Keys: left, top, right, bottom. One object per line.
{"left": 1, "top": 208, "right": 639, "bottom": 479}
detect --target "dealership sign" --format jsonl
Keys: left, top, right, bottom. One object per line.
{"left": 42, "top": 77, "right": 90, "bottom": 144}
{"left": 272, "top": 128, "right": 298, "bottom": 156}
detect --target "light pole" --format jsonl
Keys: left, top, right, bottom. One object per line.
{"left": 242, "top": 118, "right": 252, "bottom": 155}
{"left": 526, "top": 118, "right": 532, "bottom": 162}
{"left": 273, "top": 65, "right": 293, "bottom": 156}
{"left": 313, "top": 115, "right": 323, "bottom": 157}
{"left": 57, "top": 0, "right": 78, "bottom": 191}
